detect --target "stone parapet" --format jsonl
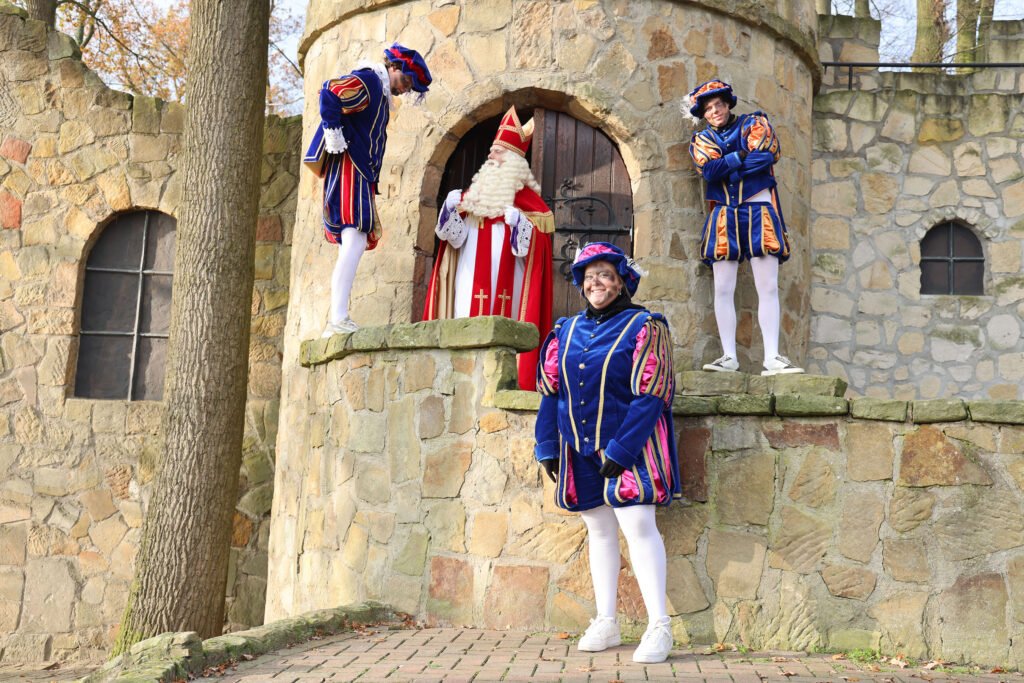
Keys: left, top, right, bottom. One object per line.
{"left": 267, "top": 333, "right": 1024, "bottom": 666}
{"left": 808, "top": 82, "right": 1024, "bottom": 400}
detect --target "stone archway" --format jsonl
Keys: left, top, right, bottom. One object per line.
{"left": 412, "top": 105, "right": 633, "bottom": 323}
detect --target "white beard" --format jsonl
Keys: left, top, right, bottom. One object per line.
{"left": 459, "top": 153, "right": 541, "bottom": 219}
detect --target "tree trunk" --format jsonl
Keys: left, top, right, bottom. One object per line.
{"left": 911, "top": 0, "right": 949, "bottom": 68}
{"left": 955, "top": 0, "right": 981, "bottom": 66}
{"left": 24, "top": 0, "right": 58, "bottom": 27}
{"left": 816, "top": 0, "right": 831, "bottom": 16}
{"left": 854, "top": 0, "right": 870, "bottom": 18}
{"left": 113, "top": 0, "right": 269, "bottom": 655}
{"left": 976, "top": 0, "right": 995, "bottom": 62}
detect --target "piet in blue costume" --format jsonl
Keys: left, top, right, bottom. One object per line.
{"left": 685, "top": 79, "right": 802, "bottom": 376}
{"left": 534, "top": 242, "right": 681, "bottom": 511}
{"left": 304, "top": 44, "right": 431, "bottom": 338}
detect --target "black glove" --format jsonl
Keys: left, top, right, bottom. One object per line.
{"left": 540, "top": 458, "right": 557, "bottom": 482}
{"left": 738, "top": 148, "right": 749, "bottom": 161}
{"left": 599, "top": 458, "right": 625, "bottom": 479}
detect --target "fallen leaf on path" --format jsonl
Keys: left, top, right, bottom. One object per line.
{"left": 991, "top": 667, "right": 1007, "bottom": 673}
{"left": 772, "top": 656, "right": 792, "bottom": 663}
{"left": 577, "top": 665, "right": 597, "bottom": 672}
{"left": 840, "top": 677, "right": 859, "bottom": 682}
{"left": 240, "top": 653, "right": 255, "bottom": 661}
{"left": 780, "top": 670, "right": 796, "bottom": 677}
{"left": 832, "top": 653, "right": 847, "bottom": 660}
{"left": 556, "top": 632, "right": 571, "bottom": 640}
{"left": 889, "top": 655, "right": 909, "bottom": 669}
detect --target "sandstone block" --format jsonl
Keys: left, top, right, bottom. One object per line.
{"left": 661, "top": 504, "right": 707, "bottom": 557}
{"left": 763, "top": 421, "right": 840, "bottom": 450}
{"left": 706, "top": 529, "right": 766, "bottom": 599}
{"left": 774, "top": 394, "right": 848, "bottom": 417}
{"left": 716, "top": 451, "right": 775, "bottom": 526}
{"left": 968, "top": 401, "right": 1024, "bottom": 425}
{"left": 469, "top": 511, "right": 508, "bottom": 558}
{"left": 422, "top": 441, "right": 471, "bottom": 499}
{"left": 838, "top": 491, "right": 883, "bottom": 563}
{"left": 911, "top": 399, "right": 967, "bottom": 423}
{"left": 788, "top": 448, "right": 837, "bottom": 509}
{"left": 506, "top": 522, "right": 585, "bottom": 564}
{"left": 21, "top": 558, "right": 75, "bottom": 632}
{"left": 717, "top": 394, "right": 773, "bottom": 415}
{"left": 1008, "top": 555, "right": 1024, "bottom": 623}
{"left": 935, "top": 491, "right": 1024, "bottom": 561}
{"left": 439, "top": 316, "right": 537, "bottom": 352}
{"left": 908, "top": 145, "right": 951, "bottom": 175}
{"left": 868, "top": 592, "right": 928, "bottom": 659}
{"left": 882, "top": 538, "right": 929, "bottom": 582}
{"left": 898, "top": 425, "right": 991, "bottom": 486}
{"left": 424, "top": 500, "right": 465, "bottom": 553}
{"left": 427, "top": 555, "right": 473, "bottom": 626}
{"left": 888, "top": 487, "right": 935, "bottom": 532}
{"left": 491, "top": 390, "right": 540, "bottom": 411}
{"left": 821, "top": 564, "right": 876, "bottom": 600}
{"left": 394, "top": 528, "right": 429, "bottom": 577}
{"left": 849, "top": 397, "right": 907, "bottom": 422}
{"left": 845, "top": 422, "right": 895, "bottom": 480}
{"left": 673, "top": 395, "right": 718, "bottom": 415}
{"left": 769, "top": 506, "right": 829, "bottom": 573}
{"left": 937, "top": 572, "right": 1009, "bottom": 665}
{"left": 677, "top": 371, "right": 748, "bottom": 396}
{"left": 666, "top": 556, "right": 709, "bottom": 614}
{"left": 484, "top": 564, "right": 548, "bottom": 630}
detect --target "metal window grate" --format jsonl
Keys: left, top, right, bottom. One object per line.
{"left": 919, "top": 221, "right": 984, "bottom": 296}
{"left": 75, "top": 210, "right": 176, "bottom": 400}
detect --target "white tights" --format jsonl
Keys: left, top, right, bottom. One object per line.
{"left": 329, "top": 229, "right": 368, "bottom": 324}
{"left": 711, "top": 256, "right": 781, "bottom": 363}
{"left": 580, "top": 505, "right": 667, "bottom": 622}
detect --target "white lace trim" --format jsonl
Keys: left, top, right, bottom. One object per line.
{"left": 323, "top": 126, "right": 348, "bottom": 154}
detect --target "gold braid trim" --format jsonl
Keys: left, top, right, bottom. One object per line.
{"left": 523, "top": 210, "right": 555, "bottom": 234}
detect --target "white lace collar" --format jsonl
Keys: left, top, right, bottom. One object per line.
{"left": 356, "top": 60, "right": 391, "bottom": 109}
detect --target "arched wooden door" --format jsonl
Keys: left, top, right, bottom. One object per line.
{"left": 417, "top": 109, "right": 633, "bottom": 323}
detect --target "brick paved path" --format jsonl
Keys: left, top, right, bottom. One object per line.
{"left": 0, "top": 663, "right": 93, "bottom": 682}
{"left": 190, "top": 627, "right": 1017, "bottom": 683}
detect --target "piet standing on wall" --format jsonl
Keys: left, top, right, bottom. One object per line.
{"left": 686, "top": 79, "right": 803, "bottom": 376}
{"left": 423, "top": 106, "right": 554, "bottom": 390}
{"left": 304, "top": 43, "right": 432, "bottom": 338}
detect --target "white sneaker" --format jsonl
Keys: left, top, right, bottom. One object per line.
{"left": 320, "top": 318, "right": 359, "bottom": 338}
{"left": 632, "top": 616, "right": 673, "bottom": 663}
{"left": 761, "top": 355, "right": 804, "bottom": 376}
{"left": 702, "top": 354, "right": 739, "bottom": 372}
{"left": 577, "top": 616, "right": 620, "bottom": 652}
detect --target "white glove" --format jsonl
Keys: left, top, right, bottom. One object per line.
{"left": 436, "top": 194, "right": 468, "bottom": 248}
{"left": 505, "top": 207, "right": 533, "bottom": 257}
{"left": 444, "top": 189, "right": 462, "bottom": 213}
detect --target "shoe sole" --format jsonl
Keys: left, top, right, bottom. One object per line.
{"left": 577, "top": 637, "right": 621, "bottom": 652}
{"left": 632, "top": 652, "right": 670, "bottom": 663}
{"left": 761, "top": 368, "right": 804, "bottom": 376}
{"left": 702, "top": 365, "right": 738, "bottom": 372}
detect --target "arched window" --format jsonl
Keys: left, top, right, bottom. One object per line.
{"left": 419, "top": 108, "right": 633, "bottom": 322}
{"left": 75, "top": 210, "right": 176, "bottom": 400}
{"left": 920, "top": 221, "right": 984, "bottom": 296}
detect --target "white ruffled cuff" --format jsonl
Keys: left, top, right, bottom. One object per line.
{"left": 509, "top": 214, "right": 533, "bottom": 257}
{"left": 323, "top": 126, "right": 348, "bottom": 154}
{"left": 436, "top": 209, "right": 468, "bottom": 249}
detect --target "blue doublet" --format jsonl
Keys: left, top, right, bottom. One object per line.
{"left": 535, "top": 307, "right": 681, "bottom": 511}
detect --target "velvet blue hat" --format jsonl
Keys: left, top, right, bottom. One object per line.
{"left": 384, "top": 43, "right": 432, "bottom": 93}
{"left": 686, "top": 79, "right": 737, "bottom": 118}
{"left": 570, "top": 242, "right": 643, "bottom": 296}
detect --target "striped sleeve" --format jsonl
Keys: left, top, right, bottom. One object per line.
{"left": 630, "top": 318, "right": 674, "bottom": 406}
{"left": 688, "top": 130, "right": 722, "bottom": 173}
{"left": 326, "top": 75, "right": 370, "bottom": 115}
{"left": 535, "top": 326, "right": 561, "bottom": 396}
{"left": 744, "top": 114, "right": 781, "bottom": 161}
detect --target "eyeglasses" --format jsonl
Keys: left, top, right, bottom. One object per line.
{"left": 583, "top": 271, "right": 619, "bottom": 284}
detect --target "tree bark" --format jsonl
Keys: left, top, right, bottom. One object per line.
{"left": 854, "top": 0, "right": 870, "bottom": 18}
{"left": 976, "top": 0, "right": 995, "bottom": 62}
{"left": 113, "top": 0, "right": 269, "bottom": 655}
{"left": 816, "top": 0, "right": 831, "bottom": 16}
{"left": 911, "top": 0, "right": 949, "bottom": 68}
{"left": 24, "top": 0, "right": 58, "bottom": 27}
{"left": 955, "top": 0, "right": 981, "bottom": 65}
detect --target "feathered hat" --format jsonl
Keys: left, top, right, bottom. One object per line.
{"left": 570, "top": 242, "right": 645, "bottom": 296}
{"left": 492, "top": 106, "right": 535, "bottom": 157}
{"left": 682, "top": 79, "right": 737, "bottom": 121}
{"left": 383, "top": 43, "right": 432, "bottom": 94}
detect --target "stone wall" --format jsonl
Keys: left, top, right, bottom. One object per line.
{"left": 289, "top": 0, "right": 820, "bottom": 373}
{"left": 267, "top": 319, "right": 1024, "bottom": 666}
{"left": 0, "top": 3, "right": 300, "bottom": 663}
{"left": 808, "top": 16, "right": 1024, "bottom": 399}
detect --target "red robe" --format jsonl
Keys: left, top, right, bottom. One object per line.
{"left": 423, "top": 187, "right": 554, "bottom": 391}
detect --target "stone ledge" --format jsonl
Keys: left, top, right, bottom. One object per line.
{"left": 968, "top": 400, "right": 1024, "bottom": 425}
{"left": 677, "top": 371, "right": 848, "bottom": 397}
{"left": 300, "top": 317, "right": 539, "bottom": 368}
{"left": 489, "top": 389, "right": 541, "bottom": 412}
{"left": 81, "top": 602, "right": 396, "bottom": 683}
{"left": 912, "top": 399, "right": 968, "bottom": 423}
